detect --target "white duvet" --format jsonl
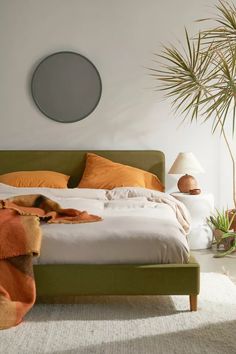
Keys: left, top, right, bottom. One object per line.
{"left": 0, "top": 184, "right": 191, "bottom": 264}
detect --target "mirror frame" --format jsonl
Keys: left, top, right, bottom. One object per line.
{"left": 31, "top": 51, "right": 102, "bottom": 123}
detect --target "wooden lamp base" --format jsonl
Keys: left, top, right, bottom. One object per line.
{"left": 177, "top": 174, "right": 198, "bottom": 193}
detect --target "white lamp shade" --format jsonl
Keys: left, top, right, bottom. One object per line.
{"left": 168, "top": 152, "right": 205, "bottom": 175}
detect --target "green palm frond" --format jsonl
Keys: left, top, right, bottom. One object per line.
{"left": 150, "top": 1, "right": 236, "bottom": 135}
{"left": 153, "top": 31, "right": 211, "bottom": 121}
{"left": 199, "top": 1, "right": 236, "bottom": 52}
{"left": 216, "top": 0, "right": 236, "bottom": 29}
{"left": 199, "top": 42, "right": 236, "bottom": 134}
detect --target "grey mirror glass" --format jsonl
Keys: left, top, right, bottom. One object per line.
{"left": 31, "top": 52, "right": 102, "bottom": 123}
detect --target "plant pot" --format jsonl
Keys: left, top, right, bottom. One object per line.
{"left": 213, "top": 228, "right": 235, "bottom": 251}
{"left": 213, "top": 229, "right": 224, "bottom": 244}
{"left": 227, "top": 209, "right": 236, "bottom": 231}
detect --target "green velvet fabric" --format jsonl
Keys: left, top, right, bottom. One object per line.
{"left": 34, "top": 255, "right": 199, "bottom": 297}
{"left": 0, "top": 150, "right": 165, "bottom": 188}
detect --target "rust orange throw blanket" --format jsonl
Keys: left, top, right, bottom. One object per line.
{"left": 0, "top": 194, "right": 102, "bottom": 329}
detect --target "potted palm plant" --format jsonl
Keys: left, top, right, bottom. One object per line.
{"left": 150, "top": 0, "right": 236, "bottom": 214}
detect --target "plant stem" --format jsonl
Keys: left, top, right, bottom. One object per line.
{"left": 222, "top": 129, "right": 236, "bottom": 208}
{"left": 216, "top": 114, "right": 236, "bottom": 209}
{"left": 204, "top": 86, "right": 236, "bottom": 208}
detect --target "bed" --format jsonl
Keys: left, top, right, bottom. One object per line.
{"left": 0, "top": 150, "right": 200, "bottom": 311}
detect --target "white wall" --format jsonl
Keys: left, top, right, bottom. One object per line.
{"left": 0, "top": 0, "right": 230, "bottom": 207}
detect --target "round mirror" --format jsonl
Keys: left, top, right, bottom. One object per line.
{"left": 31, "top": 51, "right": 102, "bottom": 123}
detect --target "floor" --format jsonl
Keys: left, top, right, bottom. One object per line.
{"left": 192, "top": 247, "right": 236, "bottom": 284}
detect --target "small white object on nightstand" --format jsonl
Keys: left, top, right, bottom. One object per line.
{"left": 171, "top": 192, "right": 214, "bottom": 250}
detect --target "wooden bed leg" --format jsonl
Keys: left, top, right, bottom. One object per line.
{"left": 189, "top": 294, "right": 197, "bottom": 311}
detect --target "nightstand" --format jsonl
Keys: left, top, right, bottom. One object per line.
{"left": 171, "top": 192, "right": 214, "bottom": 250}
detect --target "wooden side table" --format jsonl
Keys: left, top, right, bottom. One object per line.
{"left": 171, "top": 192, "right": 214, "bottom": 250}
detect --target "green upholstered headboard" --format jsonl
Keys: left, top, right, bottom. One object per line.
{"left": 0, "top": 150, "right": 165, "bottom": 188}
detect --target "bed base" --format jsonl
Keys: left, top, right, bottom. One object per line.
{"left": 34, "top": 255, "right": 200, "bottom": 311}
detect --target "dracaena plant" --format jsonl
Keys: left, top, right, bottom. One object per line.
{"left": 150, "top": 0, "right": 236, "bottom": 208}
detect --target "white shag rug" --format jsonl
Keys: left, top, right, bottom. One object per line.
{"left": 1, "top": 273, "right": 236, "bottom": 354}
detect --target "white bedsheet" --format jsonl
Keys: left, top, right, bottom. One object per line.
{"left": 0, "top": 184, "right": 190, "bottom": 264}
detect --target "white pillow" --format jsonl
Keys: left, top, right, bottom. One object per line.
{"left": 0, "top": 183, "right": 107, "bottom": 200}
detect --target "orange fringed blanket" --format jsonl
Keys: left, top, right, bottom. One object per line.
{"left": 0, "top": 194, "right": 102, "bottom": 330}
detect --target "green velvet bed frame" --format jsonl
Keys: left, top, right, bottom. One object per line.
{"left": 0, "top": 150, "right": 200, "bottom": 311}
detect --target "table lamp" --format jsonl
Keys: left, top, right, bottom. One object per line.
{"left": 168, "top": 152, "right": 205, "bottom": 193}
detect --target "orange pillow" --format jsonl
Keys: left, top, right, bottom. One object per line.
{"left": 0, "top": 170, "right": 69, "bottom": 188}
{"left": 78, "top": 153, "right": 164, "bottom": 191}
